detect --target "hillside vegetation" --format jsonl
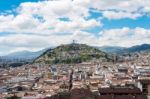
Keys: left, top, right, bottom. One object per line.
{"left": 34, "top": 43, "right": 111, "bottom": 64}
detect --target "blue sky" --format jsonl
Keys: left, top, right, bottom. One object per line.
{"left": 0, "top": 0, "right": 39, "bottom": 11}
{"left": 0, "top": 0, "right": 150, "bottom": 55}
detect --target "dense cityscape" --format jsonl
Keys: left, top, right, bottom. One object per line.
{"left": 0, "top": 43, "right": 150, "bottom": 99}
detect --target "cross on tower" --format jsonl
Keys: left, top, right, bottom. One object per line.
{"left": 73, "top": 40, "right": 75, "bottom": 44}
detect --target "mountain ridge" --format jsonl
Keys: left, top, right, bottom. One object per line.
{"left": 98, "top": 44, "right": 150, "bottom": 54}
{"left": 1, "top": 44, "right": 150, "bottom": 60}
{"left": 2, "top": 49, "right": 47, "bottom": 59}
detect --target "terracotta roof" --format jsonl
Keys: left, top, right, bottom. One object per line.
{"left": 46, "top": 88, "right": 147, "bottom": 99}
{"left": 138, "top": 80, "right": 150, "bottom": 84}
{"left": 98, "top": 87, "right": 141, "bottom": 94}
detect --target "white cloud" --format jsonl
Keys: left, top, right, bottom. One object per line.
{"left": 0, "top": 0, "right": 102, "bottom": 35}
{"left": 1, "top": 27, "right": 150, "bottom": 55}
{"left": 0, "top": 0, "right": 149, "bottom": 34}
{"left": 102, "top": 11, "right": 142, "bottom": 20}
{"left": 90, "top": 0, "right": 140, "bottom": 12}
{"left": 0, "top": 31, "right": 99, "bottom": 55}
{"left": 1, "top": 0, "right": 150, "bottom": 34}
{"left": 0, "top": 0, "right": 150, "bottom": 55}
{"left": 99, "top": 27, "right": 150, "bottom": 47}
{"left": 74, "top": 0, "right": 150, "bottom": 19}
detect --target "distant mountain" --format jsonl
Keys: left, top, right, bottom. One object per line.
{"left": 98, "top": 44, "right": 150, "bottom": 54}
{"left": 124, "top": 44, "right": 150, "bottom": 53}
{"left": 3, "top": 49, "right": 47, "bottom": 59}
{"left": 98, "top": 46, "right": 125, "bottom": 53}
{"left": 34, "top": 43, "right": 112, "bottom": 64}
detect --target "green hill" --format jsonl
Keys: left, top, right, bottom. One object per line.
{"left": 34, "top": 43, "right": 111, "bottom": 64}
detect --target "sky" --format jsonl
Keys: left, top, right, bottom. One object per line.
{"left": 0, "top": 0, "right": 150, "bottom": 55}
